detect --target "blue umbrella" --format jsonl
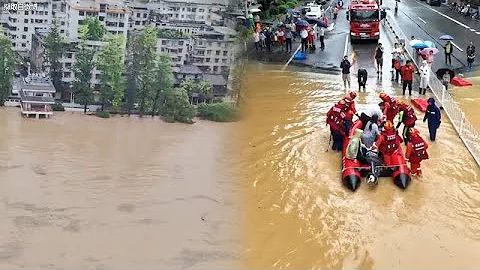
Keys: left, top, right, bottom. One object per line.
{"left": 412, "top": 43, "right": 429, "bottom": 49}
{"left": 305, "top": 18, "right": 327, "bottom": 28}
{"left": 424, "top": 40, "right": 436, "bottom": 48}
{"left": 439, "top": 34, "right": 454, "bottom": 40}
{"left": 296, "top": 20, "right": 309, "bottom": 27}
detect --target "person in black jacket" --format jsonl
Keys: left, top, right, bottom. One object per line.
{"left": 340, "top": 55, "right": 351, "bottom": 89}
{"left": 467, "top": 41, "right": 475, "bottom": 71}
{"left": 357, "top": 68, "right": 368, "bottom": 91}
{"left": 423, "top": 98, "right": 441, "bottom": 141}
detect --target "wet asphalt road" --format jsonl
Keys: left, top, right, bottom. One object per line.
{"left": 383, "top": 0, "right": 479, "bottom": 72}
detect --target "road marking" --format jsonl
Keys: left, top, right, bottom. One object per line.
{"left": 417, "top": 16, "right": 427, "bottom": 23}
{"left": 476, "top": 32, "right": 480, "bottom": 35}
{"left": 344, "top": 34, "right": 349, "bottom": 57}
{"left": 451, "top": 41, "right": 464, "bottom": 52}
{"left": 470, "top": 29, "right": 476, "bottom": 32}
{"left": 425, "top": 6, "right": 471, "bottom": 29}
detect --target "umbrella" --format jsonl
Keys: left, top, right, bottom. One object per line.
{"left": 439, "top": 34, "right": 454, "bottom": 40}
{"left": 391, "top": 48, "right": 402, "bottom": 54}
{"left": 436, "top": 68, "right": 455, "bottom": 80}
{"left": 420, "top": 47, "right": 439, "bottom": 55}
{"left": 296, "top": 19, "right": 310, "bottom": 26}
{"left": 424, "top": 40, "right": 436, "bottom": 48}
{"left": 249, "top": 8, "right": 261, "bottom": 13}
{"left": 287, "top": 9, "right": 300, "bottom": 15}
{"left": 381, "top": 6, "right": 391, "bottom": 10}
{"left": 409, "top": 39, "right": 424, "bottom": 46}
{"left": 236, "top": 15, "right": 246, "bottom": 19}
{"left": 305, "top": 18, "right": 327, "bottom": 28}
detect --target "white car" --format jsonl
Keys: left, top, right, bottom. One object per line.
{"left": 304, "top": 5, "right": 324, "bottom": 20}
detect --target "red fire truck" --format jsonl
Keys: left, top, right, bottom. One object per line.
{"left": 346, "top": 0, "right": 386, "bottom": 42}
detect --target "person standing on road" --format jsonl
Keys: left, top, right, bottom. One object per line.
{"left": 419, "top": 60, "right": 430, "bottom": 95}
{"left": 443, "top": 40, "right": 453, "bottom": 65}
{"left": 400, "top": 60, "right": 415, "bottom": 95}
{"left": 285, "top": 28, "right": 293, "bottom": 53}
{"left": 467, "top": 41, "right": 475, "bottom": 71}
{"left": 375, "top": 43, "right": 384, "bottom": 74}
{"left": 319, "top": 26, "right": 325, "bottom": 50}
{"left": 405, "top": 128, "right": 429, "bottom": 177}
{"left": 300, "top": 27, "right": 308, "bottom": 52}
{"left": 423, "top": 98, "right": 441, "bottom": 141}
{"left": 357, "top": 68, "right": 367, "bottom": 91}
{"left": 253, "top": 31, "right": 260, "bottom": 51}
{"left": 340, "top": 55, "right": 352, "bottom": 89}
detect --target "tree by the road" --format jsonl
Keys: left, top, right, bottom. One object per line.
{"left": 124, "top": 34, "right": 141, "bottom": 115}
{"left": 0, "top": 30, "right": 15, "bottom": 105}
{"left": 84, "top": 17, "right": 106, "bottom": 41}
{"left": 180, "top": 78, "right": 197, "bottom": 103}
{"left": 136, "top": 26, "right": 158, "bottom": 116}
{"left": 97, "top": 35, "right": 125, "bottom": 111}
{"left": 72, "top": 27, "right": 96, "bottom": 113}
{"left": 161, "top": 87, "right": 195, "bottom": 124}
{"left": 43, "top": 20, "right": 67, "bottom": 92}
{"left": 151, "top": 53, "right": 173, "bottom": 117}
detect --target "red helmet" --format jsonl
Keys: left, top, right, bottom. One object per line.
{"left": 384, "top": 121, "right": 394, "bottom": 130}
{"left": 349, "top": 91, "right": 357, "bottom": 99}
{"left": 379, "top": 92, "right": 387, "bottom": 100}
{"left": 338, "top": 99, "right": 346, "bottom": 105}
{"left": 409, "top": 127, "right": 419, "bottom": 136}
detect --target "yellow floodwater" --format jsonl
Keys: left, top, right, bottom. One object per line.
{"left": 241, "top": 64, "right": 480, "bottom": 269}
{"left": 0, "top": 109, "right": 241, "bottom": 269}
{"left": 450, "top": 75, "right": 480, "bottom": 131}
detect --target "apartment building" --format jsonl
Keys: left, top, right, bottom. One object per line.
{"left": 157, "top": 36, "right": 192, "bottom": 67}
{"left": 2, "top": 0, "right": 52, "bottom": 55}
{"left": 191, "top": 26, "right": 235, "bottom": 75}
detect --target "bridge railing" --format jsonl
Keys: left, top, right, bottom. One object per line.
{"left": 383, "top": 13, "right": 480, "bottom": 167}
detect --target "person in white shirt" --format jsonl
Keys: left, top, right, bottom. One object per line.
{"left": 319, "top": 26, "right": 325, "bottom": 50}
{"left": 260, "top": 31, "right": 266, "bottom": 48}
{"left": 300, "top": 28, "right": 308, "bottom": 52}
{"left": 277, "top": 29, "right": 285, "bottom": 51}
{"left": 253, "top": 31, "right": 260, "bottom": 51}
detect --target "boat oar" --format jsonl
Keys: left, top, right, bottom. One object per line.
{"left": 325, "top": 132, "right": 332, "bottom": 152}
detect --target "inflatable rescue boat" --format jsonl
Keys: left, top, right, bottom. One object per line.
{"left": 341, "top": 120, "right": 411, "bottom": 191}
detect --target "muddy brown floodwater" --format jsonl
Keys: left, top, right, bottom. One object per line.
{"left": 0, "top": 108, "right": 241, "bottom": 269}
{"left": 241, "top": 64, "right": 480, "bottom": 269}
{"left": 450, "top": 75, "right": 480, "bottom": 130}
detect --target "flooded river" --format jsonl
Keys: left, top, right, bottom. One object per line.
{"left": 450, "top": 75, "right": 480, "bottom": 131}
{"left": 241, "top": 64, "right": 480, "bottom": 268}
{"left": 0, "top": 108, "right": 241, "bottom": 268}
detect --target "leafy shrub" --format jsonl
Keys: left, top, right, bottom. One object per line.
{"left": 95, "top": 111, "right": 110, "bottom": 118}
{"left": 276, "top": 0, "right": 286, "bottom": 5}
{"left": 268, "top": 5, "right": 279, "bottom": 16}
{"left": 286, "top": 1, "right": 297, "bottom": 8}
{"left": 278, "top": 4, "right": 289, "bottom": 13}
{"left": 197, "top": 103, "right": 240, "bottom": 122}
{"left": 52, "top": 103, "right": 65, "bottom": 111}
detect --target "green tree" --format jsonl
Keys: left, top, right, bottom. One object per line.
{"left": 136, "top": 26, "right": 158, "bottom": 116}
{"left": 151, "top": 53, "right": 173, "bottom": 117}
{"left": 161, "top": 87, "right": 195, "bottom": 124}
{"left": 197, "top": 79, "right": 213, "bottom": 103}
{"left": 125, "top": 34, "right": 141, "bottom": 115}
{"left": 72, "top": 26, "right": 96, "bottom": 113}
{"left": 180, "top": 78, "right": 196, "bottom": 103}
{"left": 97, "top": 35, "right": 125, "bottom": 111}
{"left": 0, "top": 30, "right": 15, "bottom": 104}
{"left": 43, "top": 20, "right": 67, "bottom": 93}
{"left": 84, "top": 17, "right": 106, "bottom": 41}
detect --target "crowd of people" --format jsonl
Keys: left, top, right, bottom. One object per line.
{"left": 327, "top": 91, "right": 442, "bottom": 177}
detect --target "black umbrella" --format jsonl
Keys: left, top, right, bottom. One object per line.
{"left": 305, "top": 18, "right": 327, "bottom": 28}
{"left": 436, "top": 68, "right": 455, "bottom": 80}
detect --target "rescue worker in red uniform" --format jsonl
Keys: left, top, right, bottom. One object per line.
{"left": 342, "top": 91, "right": 358, "bottom": 115}
{"left": 378, "top": 92, "right": 399, "bottom": 123}
{"left": 405, "top": 128, "right": 429, "bottom": 176}
{"left": 373, "top": 121, "right": 403, "bottom": 165}
{"left": 396, "top": 100, "right": 417, "bottom": 145}
{"left": 326, "top": 100, "right": 347, "bottom": 151}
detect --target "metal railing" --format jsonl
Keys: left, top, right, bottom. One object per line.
{"left": 383, "top": 13, "right": 480, "bottom": 167}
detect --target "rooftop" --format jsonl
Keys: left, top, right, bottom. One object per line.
{"left": 212, "top": 26, "right": 238, "bottom": 36}
{"left": 19, "top": 91, "right": 55, "bottom": 104}
{"left": 161, "top": 0, "right": 228, "bottom": 6}
{"left": 21, "top": 75, "right": 56, "bottom": 93}
{"left": 202, "top": 74, "right": 227, "bottom": 86}
{"left": 177, "top": 65, "right": 203, "bottom": 75}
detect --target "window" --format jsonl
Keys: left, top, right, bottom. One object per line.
{"left": 178, "top": 41, "right": 184, "bottom": 45}
{"left": 206, "top": 50, "right": 211, "bottom": 55}
{"left": 199, "top": 8, "right": 204, "bottom": 12}
{"left": 222, "top": 59, "right": 227, "bottom": 63}
{"left": 95, "top": 74, "right": 101, "bottom": 79}
{"left": 119, "top": 22, "right": 124, "bottom": 27}
{"left": 223, "top": 51, "right": 228, "bottom": 57}
{"left": 136, "top": 13, "right": 140, "bottom": 17}
{"left": 23, "top": 27, "right": 28, "bottom": 32}
{"left": 213, "top": 66, "right": 218, "bottom": 72}
{"left": 162, "top": 40, "right": 167, "bottom": 45}
{"left": 199, "top": 16, "right": 204, "bottom": 19}
{"left": 182, "top": 7, "right": 185, "bottom": 11}
{"left": 21, "top": 35, "right": 26, "bottom": 39}
{"left": 79, "top": 11, "right": 85, "bottom": 16}
{"left": 206, "top": 58, "right": 210, "bottom": 62}
{"left": 192, "top": 8, "right": 196, "bottom": 12}
{"left": 183, "top": 75, "right": 186, "bottom": 79}
{"left": 214, "top": 58, "right": 219, "bottom": 63}
{"left": 215, "top": 50, "right": 220, "bottom": 55}
{"left": 135, "top": 21, "right": 140, "bottom": 25}
{"left": 61, "top": 21, "right": 65, "bottom": 25}
{"left": 66, "top": 53, "right": 73, "bottom": 58}
{"left": 178, "top": 49, "right": 183, "bottom": 53}
{"left": 24, "top": 19, "right": 28, "bottom": 23}
{"left": 45, "top": 11, "right": 48, "bottom": 15}
{"left": 24, "top": 11, "right": 28, "bottom": 15}
{"left": 181, "top": 15, "right": 184, "bottom": 18}
{"left": 143, "top": 13, "right": 147, "bottom": 18}
{"left": 65, "top": 63, "right": 72, "bottom": 68}
{"left": 60, "top": 30, "right": 65, "bottom": 34}
{"left": 21, "top": 43, "right": 26, "bottom": 47}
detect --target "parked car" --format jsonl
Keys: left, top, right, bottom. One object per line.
{"left": 304, "top": 5, "right": 324, "bottom": 19}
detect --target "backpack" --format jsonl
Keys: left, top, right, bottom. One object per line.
{"left": 394, "top": 59, "right": 401, "bottom": 70}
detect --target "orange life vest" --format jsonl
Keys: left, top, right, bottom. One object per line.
{"left": 408, "top": 136, "right": 429, "bottom": 163}
{"left": 401, "top": 105, "right": 417, "bottom": 126}
{"left": 327, "top": 104, "right": 346, "bottom": 133}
